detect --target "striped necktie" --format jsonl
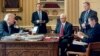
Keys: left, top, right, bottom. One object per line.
{"left": 59, "top": 24, "right": 64, "bottom": 37}
{"left": 84, "top": 11, "right": 89, "bottom": 23}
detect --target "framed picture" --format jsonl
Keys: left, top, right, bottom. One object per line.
{"left": 40, "top": 0, "right": 46, "bottom": 1}
{"left": 57, "top": 0, "right": 64, "bottom": 1}
{"left": 2, "top": 0, "right": 23, "bottom": 12}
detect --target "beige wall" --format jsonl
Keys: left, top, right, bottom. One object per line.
{"left": 0, "top": 0, "right": 79, "bottom": 29}
{"left": 2, "top": 0, "right": 100, "bottom": 28}
{"left": 0, "top": 0, "right": 100, "bottom": 28}
{"left": 79, "top": 0, "right": 100, "bottom": 23}
{"left": 67, "top": 0, "right": 79, "bottom": 26}
{"left": 0, "top": 0, "right": 37, "bottom": 27}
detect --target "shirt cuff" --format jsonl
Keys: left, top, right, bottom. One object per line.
{"left": 37, "top": 20, "right": 40, "bottom": 23}
{"left": 80, "top": 36, "right": 84, "bottom": 39}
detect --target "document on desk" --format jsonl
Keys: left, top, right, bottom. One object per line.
{"left": 72, "top": 40, "right": 88, "bottom": 46}
{"left": 32, "top": 26, "right": 38, "bottom": 33}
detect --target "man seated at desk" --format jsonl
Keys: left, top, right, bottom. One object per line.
{"left": 54, "top": 14, "right": 73, "bottom": 56}
{"left": 71, "top": 16, "right": 100, "bottom": 52}
{"left": 0, "top": 13, "right": 20, "bottom": 38}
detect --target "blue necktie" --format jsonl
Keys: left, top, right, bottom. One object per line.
{"left": 38, "top": 11, "right": 42, "bottom": 20}
{"left": 84, "top": 11, "right": 89, "bottom": 23}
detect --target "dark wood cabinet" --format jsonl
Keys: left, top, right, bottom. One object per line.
{"left": 0, "top": 41, "right": 58, "bottom": 56}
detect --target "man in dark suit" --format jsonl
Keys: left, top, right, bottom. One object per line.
{"left": 78, "top": 16, "right": 100, "bottom": 43}
{"left": 71, "top": 16, "right": 100, "bottom": 52}
{"left": 0, "top": 13, "right": 20, "bottom": 38}
{"left": 79, "top": 2, "right": 98, "bottom": 32}
{"left": 55, "top": 14, "right": 73, "bottom": 56}
{"left": 31, "top": 3, "right": 49, "bottom": 34}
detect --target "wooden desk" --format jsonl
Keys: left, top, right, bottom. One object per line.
{"left": 0, "top": 41, "right": 58, "bottom": 56}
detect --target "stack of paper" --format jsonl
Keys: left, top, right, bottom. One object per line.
{"left": 72, "top": 40, "right": 88, "bottom": 45}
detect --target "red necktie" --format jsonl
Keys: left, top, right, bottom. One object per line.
{"left": 59, "top": 24, "right": 64, "bottom": 37}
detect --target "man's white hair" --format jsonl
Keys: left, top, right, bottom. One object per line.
{"left": 60, "top": 13, "right": 66, "bottom": 19}
{"left": 4, "top": 13, "right": 15, "bottom": 21}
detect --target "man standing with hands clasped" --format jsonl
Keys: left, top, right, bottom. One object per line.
{"left": 31, "top": 3, "right": 49, "bottom": 34}
{"left": 79, "top": 2, "right": 98, "bottom": 32}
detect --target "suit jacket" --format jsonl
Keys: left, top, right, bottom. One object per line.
{"left": 82, "top": 23, "right": 100, "bottom": 43}
{"left": 0, "top": 21, "right": 20, "bottom": 38}
{"left": 31, "top": 11, "right": 49, "bottom": 34}
{"left": 55, "top": 22, "right": 73, "bottom": 43}
{"left": 79, "top": 9, "right": 97, "bottom": 25}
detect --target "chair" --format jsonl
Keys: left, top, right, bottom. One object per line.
{"left": 67, "top": 26, "right": 87, "bottom": 56}
{"left": 46, "top": 26, "right": 52, "bottom": 33}
{"left": 86, "top": 42, "right": 100, "bottom": 56}
{"left": 72, "top": 26, "right": 79, "bottom": 34}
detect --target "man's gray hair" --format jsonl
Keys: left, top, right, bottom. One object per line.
{"left": 60, "top": 13, "right": 66, "bottom": 19}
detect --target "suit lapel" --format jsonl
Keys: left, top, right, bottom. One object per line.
{"left": 58, "top": 23, "right": 61, "bottom": 33}
{"left": 41, "top": 11, "right": 43, "bottom": 20}
{"left": 36, "top": 11, "right": 39, "bottom": 20}
{"left": 64, "top": 22, "right": 67, "bottom": 32}
{"left": 3, "top": 21, "right": 9, "bottom": 33}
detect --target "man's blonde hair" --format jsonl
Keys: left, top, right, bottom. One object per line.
{"left": 4, "top": 13, "right": 15, "bottom": 21}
